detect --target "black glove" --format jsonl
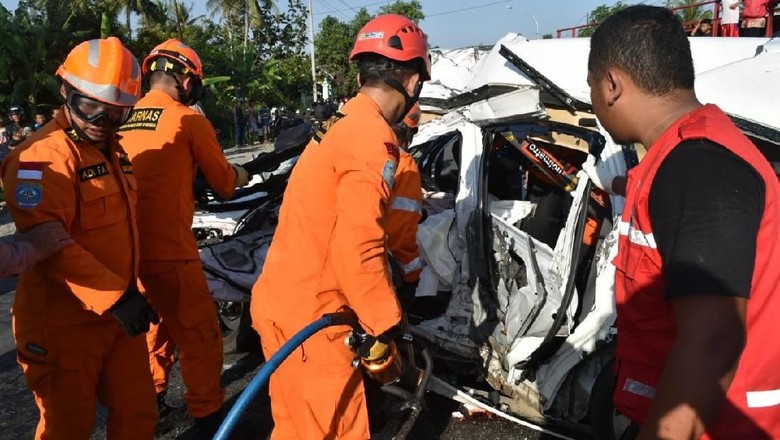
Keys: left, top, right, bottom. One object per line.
{"left": 110, "top": 286, "right": 160, "bottom": 337}
{"left": 397, "top": 280, "right": 419, "bottom": 312}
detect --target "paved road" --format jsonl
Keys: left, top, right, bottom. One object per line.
{"left": 0, "top": 285, "right": 560, "bottom": 439}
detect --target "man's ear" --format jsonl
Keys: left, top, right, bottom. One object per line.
{"left": 60, "top": 84, "right": 68, "bottom": 100}
{"left": 404, "top": 72, "right": 421, "bottom": 95}
{"left": 604, "top": 67, "right": 624, "bottom": 106}
{"left": 357, "top": 73, "right": 363, "bottom": 87}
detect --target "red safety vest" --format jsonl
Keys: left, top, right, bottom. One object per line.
{"left": 613, "top": 104, "right": 780, "bottom": 438}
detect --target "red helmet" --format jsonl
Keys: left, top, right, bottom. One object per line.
{"left": 349, "top": 14, "right": 430, "bottom": 80}
{"left": 142, "top": 39, "right": 203, "bottom": 79}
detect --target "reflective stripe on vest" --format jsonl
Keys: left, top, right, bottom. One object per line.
{"left": 398, "top": 256, "right": 422, "bottom": 274}
{"left": 747, "top": 389, "right": 780, "bottom": 409}
{"left": 390, "top": 196, "right": 422, "bottom": 215}
{"left": 617, "top": 220, "right": 657, "bottom": 249}
{"left": 623, "top": 378, "right": 656, "bottom": 399}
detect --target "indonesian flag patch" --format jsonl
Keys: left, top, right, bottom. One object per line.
{"left": 17, "top": 162, "right": 45, "bottom": 180}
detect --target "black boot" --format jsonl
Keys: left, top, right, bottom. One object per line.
{"left": 194, "top": 409, "right": 223, "bottom": 439}
{"left": 157, "top": 390, "right": 176, "bottom": 419}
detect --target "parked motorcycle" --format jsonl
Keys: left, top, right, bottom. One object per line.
{"left": 266, "top": 110, "right": 305, "bottom": 144}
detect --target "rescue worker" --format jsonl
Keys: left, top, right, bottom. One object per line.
{"left": 387, "top": 103, "right": 424, "bottom": 309}
{"left": 0, "top": 37, "right": 159, "bottom": 439}
{"left": 585, "top": 6, "right": 780, "bottom": 438}
{"left": 6, "top": 105, "right": 34, "bottom": 147}
{"left": 118, "top": 38, "right": 249, "bottom": 437}
{"left": 250, "top": 14, "right": 430, "bottom": 439}
{"left": 0, "top": 221, "right": 73, "bottom": 278}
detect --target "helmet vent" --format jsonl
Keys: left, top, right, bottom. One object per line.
{"left": 388, "top": 35, "right": 403, "bottom": 50}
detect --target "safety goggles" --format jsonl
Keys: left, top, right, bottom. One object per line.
{"left": 66, "top": 90, "right": 132, "bottom": 127}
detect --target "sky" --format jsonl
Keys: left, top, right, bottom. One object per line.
{"left": 0, "top": 0, "right": 669, "bottom": 48}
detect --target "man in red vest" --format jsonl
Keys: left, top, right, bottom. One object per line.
{"left": 585, "top": 5, "right": 780, "bottom": 439}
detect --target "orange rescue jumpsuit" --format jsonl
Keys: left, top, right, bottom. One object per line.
{"left": 251, "top": 93, "right": 403, "bottom": 440}
{"left": 119, "top": 89, "right": 236, "bottom": 417}
{"left": 386, "top": 150, "right": 423, "bottom": 283}
{"left": 0, "top": 112, "right": 157, "bottom": 439}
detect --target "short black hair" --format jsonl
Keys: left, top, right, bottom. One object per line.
{"left": 589, "top": 5, "right": 694, "bottom": 95}
{"left": 149, "top": 70, "right": 181, "bottom": 87}
{"left": 355, "top": 53, "right": 422, "bottom": 88}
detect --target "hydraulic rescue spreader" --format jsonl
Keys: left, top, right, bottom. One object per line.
{"left": 213, "top": 308, "right": 433, "bottom": 440}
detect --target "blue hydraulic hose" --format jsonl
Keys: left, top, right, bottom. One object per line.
{"left": 213, "top": 315, "right": 333, "bottom": 440}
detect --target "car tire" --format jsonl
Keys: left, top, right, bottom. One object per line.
{"left": 589, "top": 358, "right": 639, "bottom": 440}
{"left": 218, "top": 300, "right": 261, "bottom": 354}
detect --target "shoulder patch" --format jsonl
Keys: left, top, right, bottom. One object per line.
{"left": 382, "top": 160, "right": 397, "bottom": 188}
{"left": 118, "top": 108, "right": 164, "bottom": 131}
{"left": 17, "top": 162, "right": 45, "bottom": 181}
{"left": 79, "top": 163, "right": 111, "bottom": 182}
{"left": 384, "top": 142, "right": 400, "bottom": 162}
{"left": 15, "top": 182, "right": 43, "bottom": 209}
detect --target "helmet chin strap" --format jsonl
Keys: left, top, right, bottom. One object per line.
{"left": 171, "top": 74, "right": 194, "bottom": 106}
{"left": 63, "top": 105, "right": 102, "bottom": 145}
{"left": 382, "top": 77, "right": 422, "bottom": 124}
{"left": 157, "top": 70, "right": 200, "bottom": 106}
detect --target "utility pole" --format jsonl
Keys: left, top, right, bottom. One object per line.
{"left": 244, "top": 0, "right": 249, "bottom": 56}
{"left": 308, "top": 0, "right": 317, "bottom": 102}
{"left": 506, "top": 5, "right": 540, "bottom": 40}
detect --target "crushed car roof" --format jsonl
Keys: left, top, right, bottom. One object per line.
{"left": 422, "top": 33, "right": 777, "bottom": 132}
{"left": 696, "top": 38, "right": 780, "bottom": 132}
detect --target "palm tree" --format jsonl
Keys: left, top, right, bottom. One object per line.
{"left": 118, "top": 0, "right": 167, "bottom": 38}
{"left": 206, "top": 0, "right": 279, "bottom": 35}
{"left": 667, "top": 0, "right": 714, "bottom": 24}
{"left": 169, "top": 0, "right": 205, "bottom": 40}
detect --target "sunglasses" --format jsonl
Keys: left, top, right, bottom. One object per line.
{"left": 66, "top": 90, "right": 132, "bottom": 127}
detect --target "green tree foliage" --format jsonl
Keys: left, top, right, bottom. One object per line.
{"left": 350, "top": 7, "right": 372, "bottom": 32}
{"left": 118, "top": 0, "right": 166, "bottom": 36}
{"left": 578, "top": 1, "right": 630, "bottom": 37}
{"left": 314, "top": 1, "right": 424, "bottom": 98}
{"left": 1, "top": 0, "right": 313, "bottom": 145}
{"left": 0, "top": 0, "right": 121, "bottom": 111}
{"left": 667, "top": 0, "right": 713, "bottom": 25}
{"left": 378, "top": 0, "right": 424, "bottom": 23}
{"left": 314, "top": 16, "right": 353, "bottom": 98}
{"left": 577, "top": 1, "right": 711, "bottom": 38}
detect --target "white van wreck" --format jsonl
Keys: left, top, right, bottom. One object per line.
{"left": 196, "top": 33, "right": 780, "bottom": 439}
